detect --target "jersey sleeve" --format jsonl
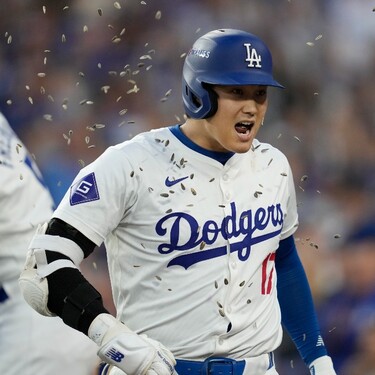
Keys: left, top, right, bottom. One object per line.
{"left": 52, "top": 146, "right": 133, "bottom": 246}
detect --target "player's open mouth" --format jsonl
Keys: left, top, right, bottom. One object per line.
{"left": 235, "top": 122, "right": 254, "bottom": 135}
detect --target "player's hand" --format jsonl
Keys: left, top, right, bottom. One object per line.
{"left": 309, "top": 356, "right": 337, "bottom": 375}
{"left": 88, "top": 313, "right": 176, "bottom": 375}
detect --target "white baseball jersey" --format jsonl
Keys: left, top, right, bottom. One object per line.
{"left": 53, "top": 125, "right": 299, "bottom": 361}
{"left": 0, "top": 113, "right": 99, "bottom": 375}
{"left": 0, "top": 113, "right": 54, "bottom": 283}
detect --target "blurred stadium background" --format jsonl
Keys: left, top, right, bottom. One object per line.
{"left": 1, "top": 1, "right": 374, "bottom": 374}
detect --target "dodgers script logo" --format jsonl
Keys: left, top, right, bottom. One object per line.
{"left": 156, "top": 202, "right": 283, "bottom": 269}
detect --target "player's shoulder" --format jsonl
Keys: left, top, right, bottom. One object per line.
{"left": 0, "top": 112, "right": 14, "bottom": 143}
{"left": 0, "top": 112, "right": 25, "bottom": 169}
{"left": 252, "top": 138, "right": 289, "bottom": 164}
{"left": 108, "top": 126, "right": 172, "bottom": 156}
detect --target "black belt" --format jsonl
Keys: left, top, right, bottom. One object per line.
{"left": 0, "top": 286, "right": 8, "bottom": 303}
{"left": 176, "top": 354, "right": 274, "bottom": 375}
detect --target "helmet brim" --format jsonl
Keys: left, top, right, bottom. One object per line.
{"left": 199, "top": 71, "right": 284, "bottom": 89}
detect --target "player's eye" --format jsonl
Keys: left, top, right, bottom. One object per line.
{"left": 231, "top": 88, "right": 244, "bottom": 96}
{"left": 256, "top": 89, "right": 267, "bottom": 97}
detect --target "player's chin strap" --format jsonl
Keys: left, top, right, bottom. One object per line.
{"left": 19, "top": 222, "right": 85, "bottom": 317}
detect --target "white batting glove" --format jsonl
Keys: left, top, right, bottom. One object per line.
{"left": 309, "top": 356, "right": 337, "bottom": 375}
{"left": 88, "top": 313, "right": 176, "bottom": 375}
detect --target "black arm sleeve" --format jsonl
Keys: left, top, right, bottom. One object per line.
{"left": 44, "top": 218, "right": 109, "bottom": 334}
{"left": 46, "top": 218, "right": 96, "bottom": 258}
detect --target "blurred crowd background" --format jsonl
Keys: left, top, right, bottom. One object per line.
{"left": 1, "top": 0, "right": 374, "bottom": 374}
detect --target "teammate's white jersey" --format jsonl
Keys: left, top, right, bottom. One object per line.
{"left": 0, "top": 113, "right": 54, "bottom": 283}
{"left": 53, "top": 125, "right": 299, "bottom": 360}
{"left": 0, "top": 113, "right": 99, "bottom": 375}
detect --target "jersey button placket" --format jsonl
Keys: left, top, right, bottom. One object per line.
{"left": 220, "top": 172, "right": 232, "bottom": 203}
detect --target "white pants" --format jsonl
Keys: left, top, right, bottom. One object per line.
{"left": 0, "top": 277, "right": 100, "bottom": 375}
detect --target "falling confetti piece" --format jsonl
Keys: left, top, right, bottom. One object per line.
{"left": 155, "top": 10, "right": 162, "bottom": 19}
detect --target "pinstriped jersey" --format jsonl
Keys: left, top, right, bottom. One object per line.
{"left": 53, "top": 125, "right": 298, "bottom": 360}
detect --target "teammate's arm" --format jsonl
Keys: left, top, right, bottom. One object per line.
{"left": 275, "top": 235, "right": 337, "bottom": 375}
{"left": 19, "top": 218, "right": 176, "bottom": 375}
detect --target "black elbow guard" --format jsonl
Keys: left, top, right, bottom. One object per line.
{"left": 47, "top": 267, "right": 108, "bottom": 335}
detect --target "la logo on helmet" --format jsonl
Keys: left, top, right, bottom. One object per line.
{"left": 244, "top": 43, "right": 262, "bottom": 68}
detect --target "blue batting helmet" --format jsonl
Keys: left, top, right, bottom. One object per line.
{"left": 182, "top": 29, "right": 284, "bottom": 119}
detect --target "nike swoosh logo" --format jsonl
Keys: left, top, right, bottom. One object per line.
{"left": 165, "top": 176, "right": 189, "bottom": 187}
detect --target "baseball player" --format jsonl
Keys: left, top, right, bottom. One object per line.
{"left": 0, "top": 112, "right": 99, "bottom": 375}
{"left": 19, "top": 29, "right": 337, "bottom": 375}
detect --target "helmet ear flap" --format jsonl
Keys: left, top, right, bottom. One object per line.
{"left": 201, "top": 84, "right": 218, "bottom": 119}
{"left": 182, "top": 79, "right": 218, "bottom": 119}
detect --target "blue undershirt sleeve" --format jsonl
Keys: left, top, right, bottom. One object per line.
{"left": 275, "top": 235, "right": 328, "bottom": 366}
